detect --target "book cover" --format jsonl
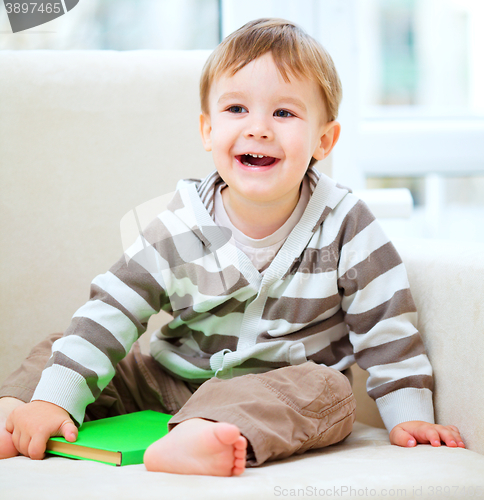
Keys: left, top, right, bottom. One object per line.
{"left": 46, "top": 410, "right": 172, "bottom": 466}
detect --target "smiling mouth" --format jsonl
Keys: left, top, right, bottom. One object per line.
{"left": 236, "top": 153, "right": 277, "bottom": 167}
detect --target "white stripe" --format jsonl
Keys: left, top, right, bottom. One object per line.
{"left": 125, "top": 235, "right": 170, "bottom": 277}
{"left": 150, "top": 341, "right": 214, "bottom": 379}
{"left": 315, "top": 194, "right": 360, "bottom": 248}
{"left": 72, "top": 299, "right": 138, "bottom": 351}
{"left": 270, "top": 270, "right": 339, "bottom": 300}
{"left": 263, "top": 303, "right": 341, "bottom": 337}
{"left": 329, "top": 354, "right": 356, "bottom": 371}
{"left": 339, "top": 219, "right": 390, "bottom": 276}
{"left": 302, "top": 321, "right": 349, "bottom": 356}
{"left": 350, "top": 311, "right": 418, "bottom": 353}
{"left": 159, "top": 202, "right": 197, "bottom": 237}
{"left": 342, "top": 263, "right": 409, "bottom": 315}
{"left": 92, "top": 271, "right": 157, "bottom": 322}
{"left": 52, "top": 335, "right": 116, "bottom": 385}
{"left": 366, "top": 354, "right": 432, "bottom": 392}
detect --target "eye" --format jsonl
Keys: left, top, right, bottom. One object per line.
{"left": 274, "top": 109, "right": 294, "bottom": 118}
{"left": 227, "top": 105, "right": 247, "bottom": 114}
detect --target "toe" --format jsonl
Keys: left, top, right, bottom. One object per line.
{"left": 213, "top": 423, "right": 241, "bottom": 446}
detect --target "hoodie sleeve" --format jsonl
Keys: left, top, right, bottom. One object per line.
{"left": 31, "top": 215, "right": 172, "bottom": 425}
{"left": 337, "top": 198, "right": 435, "bottom": 431}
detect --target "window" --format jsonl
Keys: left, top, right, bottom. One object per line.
{"left": 2, "top": 0, "right": 482, "bottom": 241}
{"left": 358, "top": 0, "right": 484, "bottom": 242}
{"left": 0, "top": 0, "right": 221, "bottom": 50}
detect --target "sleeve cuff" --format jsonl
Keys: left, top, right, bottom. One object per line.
{"left": 31, "top": 365, "right": 94, "bottom": 426}
{"left": 376, "top": 387, "right": 435, "bottom": 432}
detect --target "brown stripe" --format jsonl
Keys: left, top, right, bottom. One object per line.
{"left": 174, "top": 351, "right": 212, "bottom": 371}
{"left": 148, "top": 225, "right": 204, "bottom": 270}
{"left": 311, "top": 205, "right": 333, "bottom": 232}
{"left": 284, "top": 200, "right": 376, "bottom": 279}
{"left": 160, "top": 320, "right": 239, "bottom": 354}
{"left": 45, "top": 351, "right": 101, "bottom": 400}
{"left": 257, "top": 309, "right": 346, "bottom": 343}
{"left": 338, "top": 199, "right": 376, "bottom": 249}
{"left": 307, "top": 333, "right": 354, "bottom": 366}
{"left": 174, "top": 298, "right": 245, "bottom": 323}
{"left": 110, "top": 257, "right": 167, "bottom": 312}
{"left": 355, "top": 333, "right": 425, "bottom": 371}
{"left": 191, "top": 330, "right": 239, "bottom": 354}
{"left": 338, "top": 242, "right": 403, "bottom": 296}
{"left": 290, "top": 244, "right": 339, "bottom": 275}
{"left": 196, "top": 172, "right": 211, "bottom": 200}
{"left": 262, "top": 294, "right": 341, "bottom": 324}
{"left": 167, "top": 189, "right": 185, "bottom": 212}
{"left": 238, "top": 358, "right": 291, "bottom": 370}
{"left": 205, "top": 298, "right": 246, "bottom": 317}
{"left": 168, "top": 264, "right": 250, "bottom": 299}
{"left": 306, "top": 166, "right": 319, "bottom": 190}
{"left": 141, "top": 218, "right": 250, "bottom": 297}
{"left": 89, "top": 284, "right": 148, "bottom": 336}
{"left": 141, "top": 216, "right": 202, "bottom": 271}
{"left": 198, "top": 171, "right": 217, "bottom": 203}
{"left": 345, "top": 288, "right": 416, "bottom": 335}
{"left": 368, "top": 374, "right": 433, "bottom": 400}
{"left": 65, "top": 317, "right": 127, "bottom": 366}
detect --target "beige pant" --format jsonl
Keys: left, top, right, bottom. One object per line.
{"left": 0, "top": 333, "right": 356, "bottom": 466}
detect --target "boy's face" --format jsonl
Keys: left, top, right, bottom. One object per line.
{"left": 200, "top": 52, "right": 340, "bottom": 208}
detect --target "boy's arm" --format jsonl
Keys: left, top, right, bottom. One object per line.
{"left": 30, "top": 216, "right": 172, "bottom": 427}
{"left": 6, "top": 401, "right": 77, "bottom": 459}
{"left": 337, "top": 199, "right": 435, "bottom": 431}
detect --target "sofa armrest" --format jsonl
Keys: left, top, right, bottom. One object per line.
{"left": 353, "top": 237, "right": 484, "bottom": 455}
{"left": 395, "top": 238, "right": 484, "bottom": 453}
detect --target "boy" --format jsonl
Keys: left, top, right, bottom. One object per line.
{"left": 0, "top": 18, "right": 464, "bottom": 476}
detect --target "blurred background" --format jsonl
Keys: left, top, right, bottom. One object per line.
{"left": 1, "top": 0, "right": 483, "bottom": 242}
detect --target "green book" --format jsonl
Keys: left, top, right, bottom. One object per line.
{"left": 46, "top": 410, "right": 172, "bottom": 466}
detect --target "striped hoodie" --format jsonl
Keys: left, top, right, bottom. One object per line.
{"left": 32, "top": 167, "right": 434, "bottom": 430}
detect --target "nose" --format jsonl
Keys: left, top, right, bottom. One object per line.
{"left": 244, "top": 114, "right": 273, "bottom": 140}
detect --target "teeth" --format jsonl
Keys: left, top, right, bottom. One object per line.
{"left": 247, "top": 153, "right": 265, "bottom": 158}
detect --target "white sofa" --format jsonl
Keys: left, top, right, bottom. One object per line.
{"left": 1, "top": 50, "right": 483, "bottom": 500}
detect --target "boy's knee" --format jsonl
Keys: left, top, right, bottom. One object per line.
{"left": 255, "top": 362, "right": 355, "bottom": 416}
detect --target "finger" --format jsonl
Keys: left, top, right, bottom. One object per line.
{"left": 423, "top": 427, "right": 441, "bottom": 447}
{"left": 9, "top": 428, "right": 20, "bottom": 455}
{"left": 5, "top": 414, "right": 14, "bottom": 434}
{"left": 436, "top": 427, "right": 459, "bottom": 447}
{"left": 18, "top": 430, "right": 33, "bottom": 457}
{"left": 28, "top": 431, "right": 49, "bottom": 460}
{"left": 447, "top": 426, "right": 465, "bottom": 448}
{"left": 60, "top": 421, "right": 78, "bottom": 443}
{"left": 443, "top": 426, "right": 465, "bottom": 448}
{"left": 390, "top": 426, "right": 417, "bottom": 447}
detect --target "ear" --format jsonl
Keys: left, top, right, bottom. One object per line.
{"left": 312, "top": 121, "right": 341, "bottom": 161}
{"left": 199, "top": 113, "right": 212, "bottom": 152}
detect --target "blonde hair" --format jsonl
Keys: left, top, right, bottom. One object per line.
{"left": 200, "top": 18, "right": 342, "bottom": 123}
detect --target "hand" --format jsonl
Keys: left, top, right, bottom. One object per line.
{"left": 390, "top": 420, "right": 465, "bottom": 448}
{"left": 6, "top": 400, "right": 78, "bottom": 459}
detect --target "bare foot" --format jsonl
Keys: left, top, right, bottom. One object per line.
{"left": 144, "top": 418, "right": 247, "bottom": 476}
{"left": 0, "top": 397, "right": 25, "bottom": 459}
